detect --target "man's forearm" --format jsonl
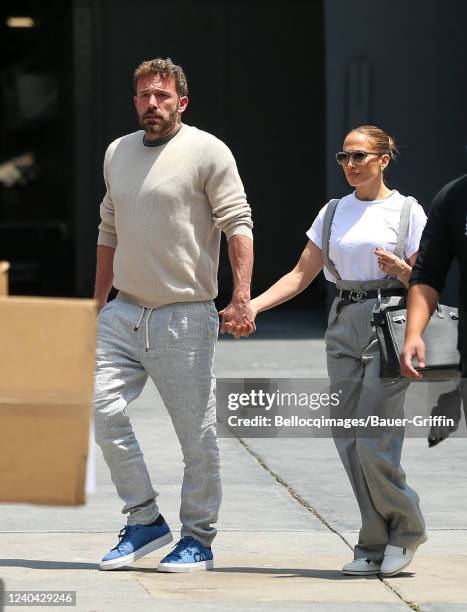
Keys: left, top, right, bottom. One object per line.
{"left": 406, "top": 284, "right": 439, "bottom": 338}
{"left": 94, "top": 245, "right": 115, "bottom": 304}
{"left": 227, "top": 235, "right": 253, "bottom": 302}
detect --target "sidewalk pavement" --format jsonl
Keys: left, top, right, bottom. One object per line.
{"left": 1, "top": 309, "right": 466, "bottom": 612}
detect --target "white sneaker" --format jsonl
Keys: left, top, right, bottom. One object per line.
{"left": 380, "top": 544, "right": 417, "bottom": 577}
{"left": 342, "top": 558, "right": 381, "bottom": 575}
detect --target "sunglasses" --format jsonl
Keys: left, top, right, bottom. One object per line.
{"left": 335, "top": 150, "right": 383, "bottom": 166}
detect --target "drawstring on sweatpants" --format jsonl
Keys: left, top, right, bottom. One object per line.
{"left": 144, "top": 308, "right": 154, "bottom": 351}
{"left": 133, "top": 306, "right": 154, "bottom": 351}
{"left": 133, "top": 307, "right": 145, "bottom": 331}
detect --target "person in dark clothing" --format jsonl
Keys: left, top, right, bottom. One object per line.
{"left": 401, "top": 174, "right": 467, "bottom": 446}
{"left": 400, "top": 174, "right": 467, "bottom": 378}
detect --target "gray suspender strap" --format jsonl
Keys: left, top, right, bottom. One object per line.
{"left": 321, "top": 198, "right": 341, "bottom": 280}
{"left": 394, "top": 196, "right": 414, "bottom": 260}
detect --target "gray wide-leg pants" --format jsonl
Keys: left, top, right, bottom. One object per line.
{"left": 325, "top": 297, "right": 427, "bottom": 561}
{"left": 93, "top": 296, "right": 221, "bottom": 547}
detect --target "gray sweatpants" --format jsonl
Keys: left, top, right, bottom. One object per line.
{"left": 325, "top": 297, "right": 427, "bottom": 561}
{"left": 93, "top": 296, "right": 221, "bottom": 547}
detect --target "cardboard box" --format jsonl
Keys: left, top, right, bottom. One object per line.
{"left": 0, "top": 296, "right": 96, "bottom": 505}
{"left": 0, "top": 261, "right": 9, "bottom": 295}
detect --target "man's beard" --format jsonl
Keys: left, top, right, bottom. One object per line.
{"left": 138, "top": 102, "right": 179, "bottom": 137}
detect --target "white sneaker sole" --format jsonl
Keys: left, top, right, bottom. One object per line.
{"left": 157, "top": 559, "right": 214, "bottom": 573}
{"left": 99, "top": 531, "right": 173, "bottom": 570}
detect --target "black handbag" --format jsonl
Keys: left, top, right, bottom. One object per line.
{"left": 372, "top": 301, "right": 460, "bottom": 380}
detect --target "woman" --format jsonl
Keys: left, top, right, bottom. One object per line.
{"left": 247, "top": 125, "right": 428, "bottom": 577}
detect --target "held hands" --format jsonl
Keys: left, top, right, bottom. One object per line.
{"left": 400, "top": 335, "right": 426, "bottom": 379}
{"left": 374, "top": 247, "right": 407, "bottom": 277}
{"left": 218, "top": 298, "right": 257, "bottom": 340}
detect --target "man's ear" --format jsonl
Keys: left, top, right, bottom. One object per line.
{"left": 178, "top": 96, "right": 189, "bottom": 114}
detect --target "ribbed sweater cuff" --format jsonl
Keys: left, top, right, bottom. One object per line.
{"left": 226, "top": 225, "right": 253, "bottom": 241}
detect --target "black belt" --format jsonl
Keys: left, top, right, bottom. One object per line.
{"left": 336, "top": 288, "right": 405, "bottom": 315}
{"left": 339, "top": 288, "right": 406, "bottom": 302}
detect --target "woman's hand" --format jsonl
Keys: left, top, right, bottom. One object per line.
{"left": 374, "top": 247, "right": 407, "bottom": 277}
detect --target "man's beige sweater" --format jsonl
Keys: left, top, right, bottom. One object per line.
{"left": 97, "top": 124, "right": 253, "bottom": 308}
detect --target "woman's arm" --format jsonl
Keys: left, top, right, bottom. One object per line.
{"left": 251, "top": 240, "right": 324, "bottom": 315}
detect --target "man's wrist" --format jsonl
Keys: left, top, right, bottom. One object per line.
{"left": 405, "top": 328, "right": 424, "bottom": 342}
{"left": 93, "top": 292, "right": 109, "bottom": 304}
{"left": 232, "top": 290, "right": 251, "bottom": 304}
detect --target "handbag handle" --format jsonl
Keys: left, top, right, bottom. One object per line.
{"left": 379, "top": 302, "right": 459, "bottom": 323}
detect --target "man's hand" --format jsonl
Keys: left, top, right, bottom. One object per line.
{"left": 94, "top": 298, "right": 108, "bottom": 314}
{"left": 400, "top": 335, "right": 426, "bottom": 379}
{"left": 219, "top": 299, "right": 256, "bottom": 340}
{"left": 94, "top": 245, "right": 115, "bottom": 314}
{"left": 401, "top": 284, "right": 439, "bottom": 378}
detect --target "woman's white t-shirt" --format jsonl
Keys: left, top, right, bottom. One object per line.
{"left": 306, "top": 190, "right": 427, "bottom": 284}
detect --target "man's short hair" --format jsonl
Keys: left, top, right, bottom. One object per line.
{"left": 133, "top": 58, "right": 188, "bottom": 97}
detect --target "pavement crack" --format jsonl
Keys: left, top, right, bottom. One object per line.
{"left": 378, "top": 578, "right": 420, "bottom": 611}
{"left": 236, "top": 437, "right": 353, "bottom": 550}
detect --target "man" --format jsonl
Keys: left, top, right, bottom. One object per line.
{"left": 93, "top": 58, "right": 254, "bottom": 573}
{"left": 400, "top": 175, "right": 466, "bottom": 387}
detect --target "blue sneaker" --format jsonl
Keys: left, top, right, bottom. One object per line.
{"left": 100, "top": 518, "right": 173, "bottom": 570}
{"left": 157, "top": 536, "right": 214, "bottom": 572}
